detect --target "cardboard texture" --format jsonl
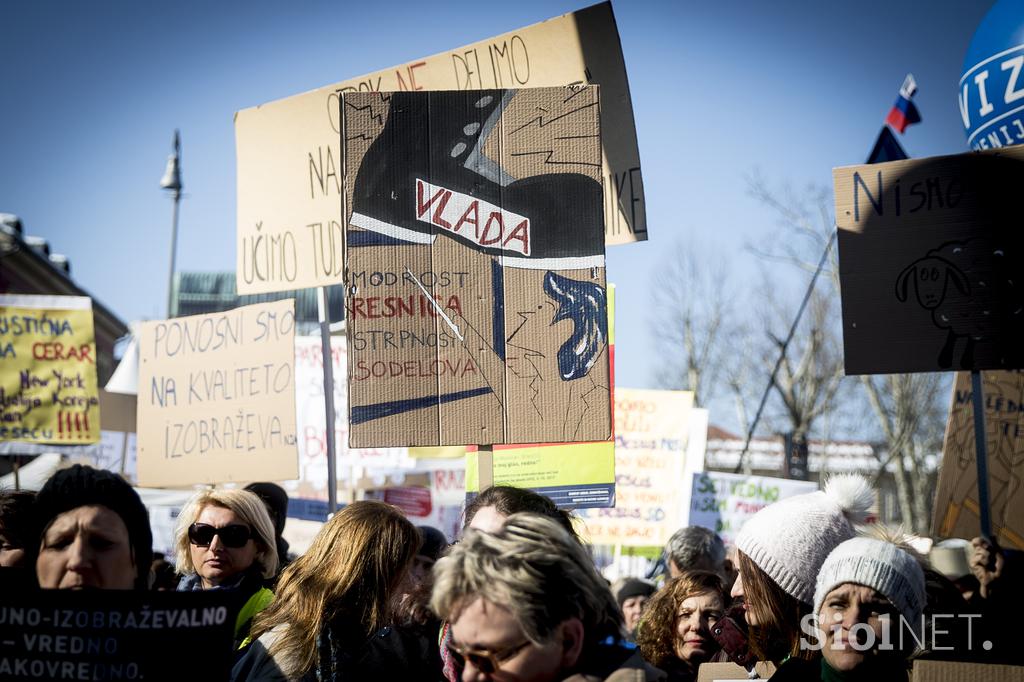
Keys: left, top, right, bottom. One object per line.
{"left": 911, "top": 660, "right": 1024, "bottom": 682}
{"left": 136, "top": 300, "right": 298, "bottom": 487}
{"left": 342, "top": 86, "right": 610, "bottom": 447}
{"left": 235, "top": 1, "right": 643, "bottom": 295}
{"left": 933, "top": 370, "right": 1024, "bottom": 549}
{"left": 0, "top": 294, "right": 100, "bottom": 444}
{"left": 462, "top": 283, "right": 616, "bottom": 506}
{"left": 579, "top": 389, "right": 693, "bottom": 547}
{"left": 99, "top": 388, "right": 136, "bottom": 433}
{"left": 694, "top": 662, "right": 775, "bottom": 681}
{"left": 688, "top": 471, "right": 818, "bottom": 545}
{"left": 833, "top": 146, "right": 1024, "bottom": 375}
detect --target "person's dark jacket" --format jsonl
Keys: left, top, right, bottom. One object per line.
{"left": 564, "top": 643, "right": 666, "bottom": 681}
{"left": 643, "top": 655, "right": 696, "bottom": 681}
{"left": 306, "top": 618, "right": 445, "bottom": 682}
{"left": 178, "top": 567, "right": 273, "bottom": 651}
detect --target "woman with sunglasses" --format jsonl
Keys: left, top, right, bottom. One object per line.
{"left": 174, "top": 489, "right": 278, "bottom": 650}
{"left": 432, "top": 513, "right": 664, "bottom": 682}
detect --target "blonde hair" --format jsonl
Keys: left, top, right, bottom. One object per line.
{"left": 250, "top": 501, "right": 419, "bottom": 678}
{"left": 431, "top": 513, "right": 623, "bottom": 647}
{"left": 174, "top": 489, "right": 278, "bottom": 579}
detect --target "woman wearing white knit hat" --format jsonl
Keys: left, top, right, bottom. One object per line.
{"left": 770, "top": 536, "right": 926, "bottom": 681}
{"left": 730, "top": 475, "right": 874, "bottom": 664}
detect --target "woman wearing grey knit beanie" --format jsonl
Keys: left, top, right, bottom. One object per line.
{"left": 729, "top": 475, "right": 874, "bottom": 664}
{"left": 770, "top": 537, "right": 926, "bottom": 681}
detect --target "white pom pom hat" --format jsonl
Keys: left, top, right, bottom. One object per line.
{"left": 734, "top": 474, "right": 874, "bottom": 605}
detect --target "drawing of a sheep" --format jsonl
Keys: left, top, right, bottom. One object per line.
{"left": 896, "top": 239, "right": 1022, "bottom": 369}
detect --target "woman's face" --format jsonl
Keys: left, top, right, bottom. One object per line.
{"left": 467, "top": 505, "right": 507, "bottom": 534}
{"left": 818, "top": 583, "right": 898, "bottom": 672}
{"left": 189, "top": 505, "right": 257, "bottom": 588}
{"left": 621, "top": 595, "right": 648, "bottom": 631}
{"left": 674, "top": 590, "right": 724, "bottom": 664}
{"left": 450, "top": 597, "right": 577, "bottom": 682}
{"left": 730, "top": 567, "right": 758, "bottom": 626}
{"left": 36, "top": 505, "right": 136, "bottom": 589}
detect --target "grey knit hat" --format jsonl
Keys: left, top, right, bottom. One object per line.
{"left": 734, "top": 474, "right": 874, "bottom": 605}
{"left": 813, "top": 537, "right": 926, "bottom": 625}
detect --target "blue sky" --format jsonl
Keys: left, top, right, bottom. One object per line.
{"left": 0, "top": 0, "right": 993, "bottom": 432}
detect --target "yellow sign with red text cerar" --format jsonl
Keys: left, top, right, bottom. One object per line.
{"left": 0, "top": 294, "right": 100, "bottom": 444}
{"left": 235, "top": 2, "right": 644, "bottom": 295}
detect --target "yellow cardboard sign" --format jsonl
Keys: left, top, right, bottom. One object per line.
{"left": 464, "top": 440, "right": 615, "bottom": 508}
{"left": 0, "top": 295, "right": 100, "bottom": 444}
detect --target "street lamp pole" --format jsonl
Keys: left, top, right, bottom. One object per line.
{"left": 160, "top": 130, "right": 183, "bottom": 318}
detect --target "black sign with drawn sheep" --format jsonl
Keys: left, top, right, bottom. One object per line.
{"left": 833, "top": 148, "right": 1024, "bottom": 375}
{"left": 896, "top": 239, "right": 1023, "bottom": 370}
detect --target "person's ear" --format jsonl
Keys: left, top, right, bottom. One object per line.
{"left": 559, "top": 618, "right": 585, "bottom": 669}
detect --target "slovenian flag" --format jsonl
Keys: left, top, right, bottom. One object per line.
{"left": 885, "top": 74, "right": 921, "bottom": 134}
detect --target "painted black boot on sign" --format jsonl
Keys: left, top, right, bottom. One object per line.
{"left": 348, "top": 90, "right": 604, "bottom": 270}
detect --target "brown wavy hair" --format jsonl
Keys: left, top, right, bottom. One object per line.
{"left": 636, "top": 570, "right": 725, "bottom": 670}
{"left": 249, "top": 501, "right": 419, "bottom": 678}
{"left": 737, "top": 551, "right": 813, "bottom": 663}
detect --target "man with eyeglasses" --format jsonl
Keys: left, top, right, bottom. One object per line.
{"left": 431, "top": 513, "right": 666, "bottom": 681}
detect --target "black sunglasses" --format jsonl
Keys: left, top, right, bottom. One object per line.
{"left": 187, "top": 523, "right": 252, "bottom": 548}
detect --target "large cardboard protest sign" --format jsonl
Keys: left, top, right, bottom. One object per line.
{"left": 0, "top": 295, "right": 100, "bottom": 444}
{"left": 579, "top": 389, "right": 693, "bottom": 547}
{"left": 934, "top": 370, "right": 1024, "bottom": 549}
{"left": 833, "top": 146, "right": 1024, "bottom": 374}
{"left": 342, "top": 87, "right": 610, "bottom": 447}
{"left": 235, "top": 2, "right": 644, "bottom": 295}
{"left": 0, "top": 588, "right": 233, "bottom": 681}
{"left": 136, "top": 300, "right": 298, "bottom": 487}
{"left": 688, "top": 471, "right": 817, "bottom": 545}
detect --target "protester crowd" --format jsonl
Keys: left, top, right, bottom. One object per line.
{"left": 0, "top": 465, "right": 1021, "bottom": 681}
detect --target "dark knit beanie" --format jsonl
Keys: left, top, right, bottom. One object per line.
{"left": 417, "top": 525, "right": 448, "bottom": 561}
{"left": 616, "top": 578, "right": 655, "bottom": 607}
{"left": 244, "top": 482, "right": 289, "bottom": 536}
{"left": 34, "top": 464, "right": 153, "bottom": 590}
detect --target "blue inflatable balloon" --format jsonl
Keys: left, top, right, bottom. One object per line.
{"left": 961, "top": 0, "right": 1024, "bottom": 150}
